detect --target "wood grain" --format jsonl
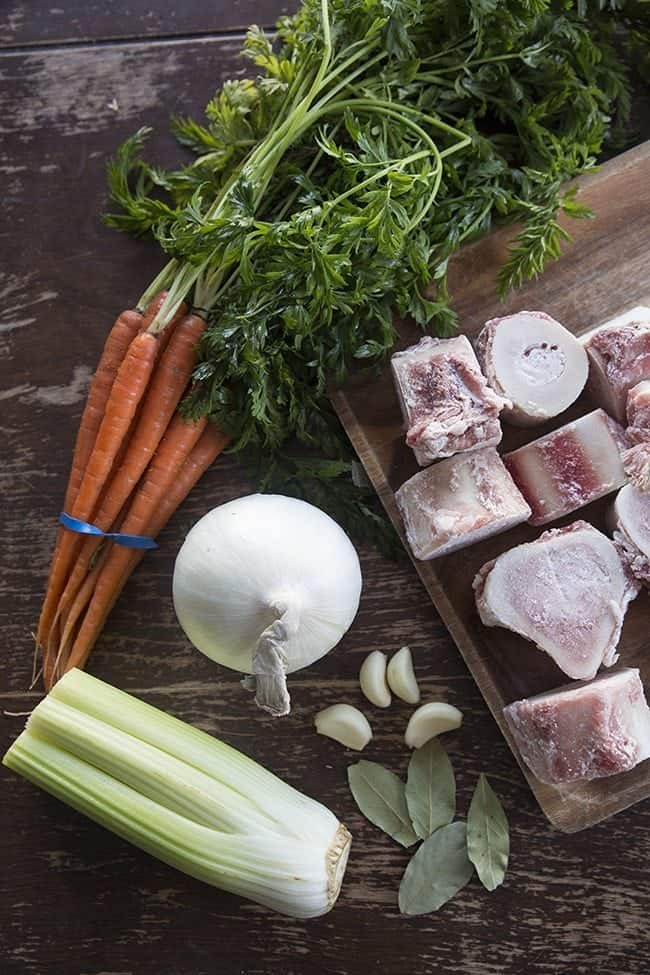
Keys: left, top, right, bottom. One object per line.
{"left": 2, "top": 17, "right": 650, "bottom": 975}
{"left": 0, "top": 2, "right": 297, "bottom": 47}
{"left": 331, "top": 143, "right": 650, "bottom": 833}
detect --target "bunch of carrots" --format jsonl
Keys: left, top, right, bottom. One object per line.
{"left": 36, "top": 279, "right": 229, "bottom": 689}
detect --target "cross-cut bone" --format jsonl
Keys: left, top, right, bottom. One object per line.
{"left": 474, "top": 521, "right": 639, "bottom": 680}
{"left": 475, "top": 310, "right": 588, "bottom": 426}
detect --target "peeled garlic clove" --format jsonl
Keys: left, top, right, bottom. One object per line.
{"left": 387, "top": 646, "right": 420, "bottom": 704}
{"left": 405, "top": 702, "right": 463, "bottom": 749}
{"left": 359, "top": 651, "right": 391, "bottom": 708}
{"left": 475, "top": 311, "right": 588, "bottom": 426}
{"left": 315, "top": 704, "right": 372, "bottom": 751}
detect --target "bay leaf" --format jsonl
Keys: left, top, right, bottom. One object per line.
{"left": 398, "top": 821, "right": 473, "bottom": 915}
{"left": 348, "top": 761, "right": 418, "bottom": 848}
{"left": 405, "top": 739, "right": 455, "bottom": 839}
{"left": 467, "top": 773, "right": 509, "bottom": 891}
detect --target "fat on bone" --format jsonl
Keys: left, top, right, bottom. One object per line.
{"left": 395, "top": 446, "right": 531, "bottom": 561}
{"left": 611, "top": 483, "right": 650, "bottom": 588}
{"left": 473, "top": 520, "right": 639, "bottom": 680}
{"left": 503, "top": 668, "right": 650, "bottom": 785}
{"left": 504, "top": 408, "right": 628, "bottom": 526}
{"left": 626, "top": 380, "right": 650, "bottom": 444}
{"left": 475, "top": 310, "right": 588, "bottom": 427}
{"left": 391, "top": 335, "right": 509, "bottom": 465}
{"left": 585, "top": 320, "right": 650, "bottom": 421}
{"left": 622, "top": 443, "right": 650, "bottom": 493}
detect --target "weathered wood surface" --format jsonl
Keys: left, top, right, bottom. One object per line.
{"left": 333, "top": 143, "right": 650, "bottom": 833}
{"left": 1, "top": 16, "right": 650, "bottom": 975}
{"left": 0, "top": 2, "right": 295, "bottom": 47}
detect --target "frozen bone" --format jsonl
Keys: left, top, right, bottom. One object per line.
{"left": 626, "top": 380, "right": 650, "bottom": 444}
{"left": 473, "top": 520, "right": 639, "bottom": 680}
{"left": 475, "top": 310, "right": 588, "bottom": 426}
{"left": 391, "top": 335, "right": 509, "bottom": 465}
{"left": 584, "top": 319, "right": 650, "bottom": 421}
{"left": 503, "top": 668, "right": 650, "bottom": 785}
{"left": 622, "top": 443, "right": 650, "bottom": 493}
{"left": 611, "top": 483, "right": 650, "bottom": 587}
{"left": 504, "top": 409, "right": 627, "bottom": 526}
{"left": 396, "top": 446, "right": 531, "bottom": 560}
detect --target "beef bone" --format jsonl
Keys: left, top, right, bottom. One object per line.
{"left": 504, "top": 409, "right": 627, "bottom": 526}
{"left": 474, "top": 521, "right": 639, "bottom": 680}
{"left": 504, "top": 668, "right": 650, "bottom": 785}
{"left": 396, "top": 446, "right": 530, "bottom": 560}
{"left": 391, "top": 335, "right": 508, "bottom": 465}
{"left": 475, "top": 310, "right": 588, "bottom": 427}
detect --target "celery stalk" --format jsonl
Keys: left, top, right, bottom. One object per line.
{"left": 3, "top": 670, "right": 351, "bottom": 919}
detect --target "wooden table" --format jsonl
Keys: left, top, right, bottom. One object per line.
{"left": 2, "top": 6, "right": 649, "bottom": 974}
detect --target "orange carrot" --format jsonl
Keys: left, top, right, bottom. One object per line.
{"left": 41, "top": 330, "right": 159, "bottom": 686}
{"left": 64, "top": 311, "right": 144, "bottom": 513}
{"left": 49, "top": 413, "right": 211, "bottom": 683}
{"left": 53, "top": 312, "right": 206, "bottom": 635}
{"left": 36, "top": 309, "right": 142, "bottom": 648}
{"left": 64, "top": 424, "right": 228, "bottom": 676}
{"left": 53, "top": 548, "right": 110, "bottom": 680}
{"left": 139, "top": 290, "right": 168, "bottom": 331}
{"left": 36, "top": 292, "right": 169, "bottom": 652}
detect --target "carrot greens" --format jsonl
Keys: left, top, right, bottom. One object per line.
{"left": 105, "top": 0, "right": 650, "bottom": 543}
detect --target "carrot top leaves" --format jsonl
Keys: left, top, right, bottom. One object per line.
{"left": 104, "top": 0, "right": 650, "bottom": 546}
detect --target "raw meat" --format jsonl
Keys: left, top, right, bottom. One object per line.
{"left": 391, "top": 335, "right": 509, "bottom": 465}
{"left": 611, "top": 484, "right": 650, "bottom": 587}
{"left": 396, "top": 446, "right": 530, "bottom": 560}
{"left": 584, "top": 319, "right": 650, "bottom": 421}
{"left": 475, "top": 310, "right": 588, "bottom": 426}
{"left": 626, "top": 380, "right": 650, "bottom": 444}
{"left": 503, "top": 669, "right": 650, "bottom": 785}
{"left": 473, "top": 521, "right": 639, "bottom": 680}
{"left": 504, "top": 409, "right": 627, "bottom": 526}
{"left": 622, "top": 443, "right": 650, "bottom": 493}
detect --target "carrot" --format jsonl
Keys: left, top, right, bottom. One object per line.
{"left": 35, "top": 309, "right": 142, "bottom": 648}
{"left": 48, "top": 413, "right": 211, "bottom": 684}
{"left": 41, "top": 330, "right": 159, "bottom": 685}
{"left": 64, "top": 424, "right": 229, "bottom": 676}
{"left": 52, "top": 313, "right": 206, "bottom": 635}
{"left": 52, "top": 548, "right": 110, "bottom": 680}
{"left": 140, "top": 291, "right": 167, "bottom": 331}
{"left": 36, "top": 292, "right": 169, "bottom": 652}
{"left": 64, "top": 311, "right": 144, "bottom": 513}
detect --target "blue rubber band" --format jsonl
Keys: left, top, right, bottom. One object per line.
{"left": 59, "top": 512, "right": 158, "bottom": 550}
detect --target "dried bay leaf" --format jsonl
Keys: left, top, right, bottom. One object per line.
{"left": 348, "top": 761, "right": 418, "bottom": 848}
{"left": 398, "top": 821, "right": 473, "bottom": 915}
{"left": 405, "top": 739, "right": 455, "bottom": 839}
{"left": 467, "top": 773, "right": 509, "bottom": 891}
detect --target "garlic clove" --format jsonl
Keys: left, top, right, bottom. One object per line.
{"left": 387, "top": 646, "right": 420, "bottom": 704}
{"left": 359, "top": 651, "right": 391, "bottom": 708}
{"left": 405, "top": 703, "right": 463, "bottom": 749}
{"left": 315, "top": 704, "right": 372, "bottom": 751}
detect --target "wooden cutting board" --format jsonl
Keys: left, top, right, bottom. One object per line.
{"left": 331, "top": 140, "right": 650, "bottom": 833}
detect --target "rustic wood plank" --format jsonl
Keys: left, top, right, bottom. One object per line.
{"left": 2, "top": 30, "right": 650, "bottom": 975}
{"left": 0, "top": 1, "right": 296, "bottom": 47}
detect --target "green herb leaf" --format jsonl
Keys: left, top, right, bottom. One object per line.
{"left": 104, "top": 0, "right": 649, "bottom": 553}
{"left": 348, "top": 761, "right": 418, "bottom": 848}
{"left": 398, "top": 821, "right": 474, "bottom": 915}
{"left": 405, "top": 739, "right": 456, "bottom": 840}
{"left": 466, "top": 774, "right": 509, "bottom": 892}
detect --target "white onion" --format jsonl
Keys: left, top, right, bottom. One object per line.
{"left": 173, "top": 494, "right": 362, "bottom": 716}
